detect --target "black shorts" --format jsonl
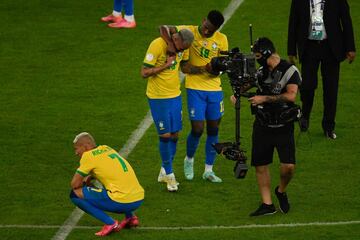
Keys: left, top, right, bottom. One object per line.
{"left": 251, "top": 121, "right": 296, "bottom": 166}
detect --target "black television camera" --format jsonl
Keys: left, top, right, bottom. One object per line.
{"left": 210, "top": 47, "right": 261, "bottom": 95}
{"left": 211, "top": 25, "right": 262, "bottom": 179}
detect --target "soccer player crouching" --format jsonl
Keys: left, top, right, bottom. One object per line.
{"left": 70, "top": 132, "right": 144, "bottom": 236}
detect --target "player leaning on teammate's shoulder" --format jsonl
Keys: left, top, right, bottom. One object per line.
{"left": 160, "top": 10, "right": 228, "bottom": 183}
{"left": 70, "top": 132, "right": 144, "bottom": 236}
{"left": 141, "top": 29, "right": 194, "bottom": 192}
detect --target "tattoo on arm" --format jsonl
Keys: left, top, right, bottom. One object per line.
{"left": 265, "top": 94, "right": 287, "bottom": 103}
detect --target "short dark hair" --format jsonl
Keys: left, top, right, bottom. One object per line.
{"left": 252, "top": 37, "right": 276, "bottom": 55}
{"left": 207, "top": 10, "right": 224, "bottom": 28}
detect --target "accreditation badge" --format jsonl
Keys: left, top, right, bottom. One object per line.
{"left": 310, "top": 16, "right": 324, "bottom": 40}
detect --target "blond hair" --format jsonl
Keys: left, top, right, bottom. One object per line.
{"left": 73, "top": 132, "right": 96, "bottom": 146}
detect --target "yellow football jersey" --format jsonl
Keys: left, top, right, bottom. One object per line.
{"left": 143, "top": 37, "right": 189, "bottom": 99}
{"left": 76, "top": 145, "right": 144, "bottom": 203}
{"left": 177, "top": 25, "right": 228, "bottom": 91}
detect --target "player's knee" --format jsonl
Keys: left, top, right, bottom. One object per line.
{"left": 207, "top": 126, "right": 219, "bottom": 136}
{"left": 191, "top": 129, "right": 203, "bottom": 138}
{"left": 69, "top": 190, "right": 78, "bottom": 199}
{"left": 159, "top": 136, "right": 171, "bottom": 142}
{"left": 70, "top": 188, "right": 84, "bottom": 199}
{"left": 159, "top": 133, "right": 171, "bottom": 138}
{"left": 171, "top": 132, "right": 179, "bottom": 140}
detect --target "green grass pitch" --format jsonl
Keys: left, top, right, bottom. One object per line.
{"left": 0, "top": 0, "right": 359, "bottom": 239}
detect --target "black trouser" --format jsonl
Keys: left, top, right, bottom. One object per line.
{"left": 300, "top": 39, "right": 340, "bottom": 131}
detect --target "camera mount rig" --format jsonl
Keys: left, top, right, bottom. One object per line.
{"left": 212, "top": 24, "right": 260, "bottom": 179}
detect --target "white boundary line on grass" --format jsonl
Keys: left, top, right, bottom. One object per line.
{"left": 4, "top": 220, "right": 360, "bottom": 230}
{"left": 51, "top": 1, "right": 244, "bottom": 239}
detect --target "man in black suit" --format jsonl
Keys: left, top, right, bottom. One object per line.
{"left": 287, "top": 0, "right": 356, "bottom": 139}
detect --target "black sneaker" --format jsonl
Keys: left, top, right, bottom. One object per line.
{"left": 275, "top": 186, "right": 290, "bottom": 213}
{"left": 299, "top": 117, "right": 309, "bottom": 132}
{"left": 249, "top": 203, "right": 276, "bottom": 217}
{"left": 324, "top": 130, "right": 337, "bottom": 139}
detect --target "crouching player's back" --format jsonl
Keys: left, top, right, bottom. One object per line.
{"left": 70, "top": 132, "right": 144, "bottom": 236}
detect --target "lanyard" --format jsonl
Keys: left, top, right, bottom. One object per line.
{"left": 310, "top": 0, "right": 325, "bottom": 14}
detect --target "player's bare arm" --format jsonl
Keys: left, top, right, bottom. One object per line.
{"left": 71, "top": 173, "right": 84, "bottom": 190}
{"left": 141, "top": 55, "right": 176, "bottom": 78}
{"left": 159, "top": 25, "right": 177, "bottom": 56}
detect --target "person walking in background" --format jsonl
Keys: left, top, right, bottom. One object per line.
{"left": 141, "top": 29, "right": 194, "bottom": 192}
{"left": 101, "top": 0, "right": 136, "bottom": 29}
{"left": 160, "top": 10, "right": 228, "bottom": 183}
{"left": 287, "top": 0, "right": 356, "bottom": 139}
{"left": 70, "top": 132, "right": 144, "bottom": 236}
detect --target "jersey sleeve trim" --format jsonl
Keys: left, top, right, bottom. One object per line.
{"left": 76, "top": 169, "right": 88, "bottom": 177}
{"left": 143, "top": 63, "right": 155, "bottom": 68}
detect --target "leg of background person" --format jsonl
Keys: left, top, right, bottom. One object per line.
{"left": 204, "top": 119, "right": 220, "bottom": 172}
{"left": 300, "top": 58, "right": 320, "bottom": 120}
{"left": 255, "top": 165, "right": 272, "bottom": 204}
{"left": 279, "top": 163, "right": 295, "bottom": 192}
{"left": 113, "top": 0, "right": 123, "bottom": 16}
{"left": 108, "top": 0, "right": 135, "bottom": 27}
{"left": 101, "top": 0, "right": 122, "bottom": 22}
{"left": 300, "top": 46, "right": 321, "bottom": 124}
{"left": 123, "top": 0, "right": 135, "bottom": 22}
{"left": 69, "top": 190, "right": 115, "bottom": 225}
{"left": 321, "top": 55, "right": 340, "bottom": 132}
{"left": 186, "top": 121, "right": 204, "bottom": 158}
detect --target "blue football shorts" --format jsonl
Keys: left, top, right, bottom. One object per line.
{"left": 82, "top": 186, "right": 143, "bottom": 214}
{"left": 148, "top": 95, "right": 182, "bottom": 135}
{"left": 186, "top": 89, "right": 224, "bottom": 121}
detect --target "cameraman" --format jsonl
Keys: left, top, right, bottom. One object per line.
{"left": 232, "top": 37, "right": 301, "bottom": 216}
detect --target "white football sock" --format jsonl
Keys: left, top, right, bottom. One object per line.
{"left": 124, "top": 15, "right": 135, "bottom": 22}
{"left": 112, "top": 10, "right": 122, "bottom": 17}
{"left": 205, "top": 164, "right": 213, "bottom": 172}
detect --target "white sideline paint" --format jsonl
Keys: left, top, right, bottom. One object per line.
{"left": 221, "top": 0, "right": 245, "bottom": 29}
{"left": 50, "top": 208, "right": 84, "bottom": 240}
{"left": 3, "top": 220, "right": 360, "bottom": 230}
{"left": 119, "top": 110, "right": 154, "bottom": 158}
{"left": 51, "top": 1, "right": 244, "bottom": 239}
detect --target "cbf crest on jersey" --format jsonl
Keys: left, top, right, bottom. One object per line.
{"left": 211, "top": 42, "right": 218, "bottom": 50}
{"left": 190, "top": 108, "right": 196, "bottom": 118}
{"left": 177, "top": 52, "right": 183, "bottom": 58}
{"left": 158, "top": 121, "right": 165, "bottom": 130}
